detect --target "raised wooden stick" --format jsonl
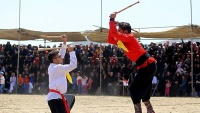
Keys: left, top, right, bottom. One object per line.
{"left": 41, "top": 35, "right": 61, "bottom": 38}
{"left": 116, "top": 1, "right": 140, "bottom": 14}
{"left": 38, "top": 47, "right": 61, "bottom": 51}
{"left": 132, "top": 28, "right": 139, "bottom": 33}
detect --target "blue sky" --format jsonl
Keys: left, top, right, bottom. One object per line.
{"left": 1, "top": 0, "right": 199, "bottom": 32}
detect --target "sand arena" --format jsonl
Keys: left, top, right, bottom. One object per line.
{"left": 0, "top": 94, "right": 200, "bottom": 113}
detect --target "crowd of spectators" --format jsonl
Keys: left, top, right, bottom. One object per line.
{"left": 0, "top": 39, "right": 200, "bottom": 97}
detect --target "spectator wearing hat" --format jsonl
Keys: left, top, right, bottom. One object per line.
{"left": 0, "top": 71, "right": 5, "bottom": 93}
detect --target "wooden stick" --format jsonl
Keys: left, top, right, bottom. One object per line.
{"left": 41, "top": 35, "right": 61, "bottom": 38}
{"left": 38, "top": 47, "right": 61, "bottom": 51}
{"left": 131, "top": 28, "right": 139, "bottom": 33}
{"left": 116, "top": 1, "right": 140, "bottom": 14}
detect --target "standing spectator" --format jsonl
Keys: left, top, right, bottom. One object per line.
{"left": 107, "top": 71, "right": 117, "bottom": 95}
{"left": 77, "top": 72, "right": 82, "bottom": 94}
{"left": 0, "top": 44, "right": 4, "bottom": 58}
{"left": 164, "top": 71, "right": 173, "bottom": 83}
{"left": 102, "top": 72, "right": 108, "bottom": 94}
{"left": 90, "top": 72, "right": 100, "bottom": 94}
{"left": 152, "top": 76, "right": 158, "bottom": 88}
{"left": 33, "top": 54, "right": 40, "bottom": 66}
{"left": 0, "top": 71, "right": 5, "bottom": 93}
{"left": 116, "top": 72, "right": 123, "bottom": 96}
{"left": 87, "top": 75, "right": 93, "bottom": 94}
{"left": 7, "top": 64, "right": 15, "bottom": 75}
{"left": 39, "top": 72, "right": 48, "bottom": 94}
{"left": 4, "top": 71, "right": 10, "bottom": 92}
{"left": 81, "top": 73, "right": 88, "bottom": 94}
{"left": 186, "top": 72, "right": 193, "bottom": 96}
{"left": 34, "top": 71, "right": 41, "bottom": 94}
{"left": 165, "top": 80, "right": 171, "bottom": 96}
{"left": 123, "top": 78, "right": 129, "bottom": 96}
{"left": 178, "top": 75, "right": 187, "bottom": 96}
{"left": 176, "top": 64, "right": 184, "bottom": 75}
{"left": 4, "top": 41, "right": 14, "bottom": 57}
{"left": 71, "top": 72, "right": 77, "bottom": 94}
{"left": 152, "top": 76, "right": 158, "bottom": 96}
{"left": 171, "top": 72, "right": 182, "bottom": 96}
{"left": 195, "top": 73, "right": 200, "bottom": 97}
{"left": 156, "top": 56, "right": 165, "bottom": 75}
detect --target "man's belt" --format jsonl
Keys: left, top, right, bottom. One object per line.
{"left": 49, "top": 89, "right": 70, "bottom": 113}
{"left": 136, "top": 52, "right": 150, "bottom": 67}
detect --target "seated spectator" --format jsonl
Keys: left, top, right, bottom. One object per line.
{"left": 28, "top": 73, "right": 34, "bottom": 94}
{"left": 17, "top": 74, "right": 24, "bottom": 94}
{"left": 38, "top": 72, "right": 48, "bottom": 94}
{"left": 23, "top": 74, "right": 29, "bottom": 94}
{"left": 0, "top": 71, "right": 5, "bottom": 93}
{"left": 9, "top": 72, "right": 16, "bottom": 93}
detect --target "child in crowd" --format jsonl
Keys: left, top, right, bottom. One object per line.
{"left": 77, "top": 72, "right": 82, "bottom": 94}
{"left": 81, "top": 74, "right": 88, "bottom": 94}
{"left": 165, "top": 80, "right": 171, "bottom": 96}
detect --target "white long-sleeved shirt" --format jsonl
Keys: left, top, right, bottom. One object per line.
{"left": 46, "top": 45, "right": 77, "bottom": 101}
{"left": 82, "top": 77, "right": 88, "bottom": 86}
{"left": 152, "top": 76, "right": 157, "bottom": 84}
{"left": 0, "top": 76, "right": 5, "bottom": 84}
{"left": 10, "top": 76, "right": 16, "bottom": 85}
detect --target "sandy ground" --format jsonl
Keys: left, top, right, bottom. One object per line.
{"left": 0, "top": 94, "right": 200, "bottom": 113}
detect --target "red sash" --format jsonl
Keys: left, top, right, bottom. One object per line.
{"left": 136, "top": 57, "right": 156, "bottom": 70}
{"left": 49, "top": 89, "right": 70, "bottom": 113}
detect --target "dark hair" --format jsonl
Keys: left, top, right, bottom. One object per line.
{"left": 47, "top": 50, "right": 59, "bottom": 63}
{"left": 118, "top": 22, "right": 132, "bottom": 33}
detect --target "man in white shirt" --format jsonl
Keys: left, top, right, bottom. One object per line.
{"left": 47, "top": 35, "right": 77, "bottom": 113}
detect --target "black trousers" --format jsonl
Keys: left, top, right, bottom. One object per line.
{"left": 129, "top": 62, "right": 157, "bottom": 104}
{"left": 48, "top": 99, "right": 67, "bottom": 113}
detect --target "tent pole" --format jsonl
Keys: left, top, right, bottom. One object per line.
{"left": 16, "top": 0, "right": 22, "bottom": 94}
{"left": 190, "top": 0, "right": 194, "bottom": 97}
{"left": 99, "top": 0, "right": 103, "bottom": 95}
